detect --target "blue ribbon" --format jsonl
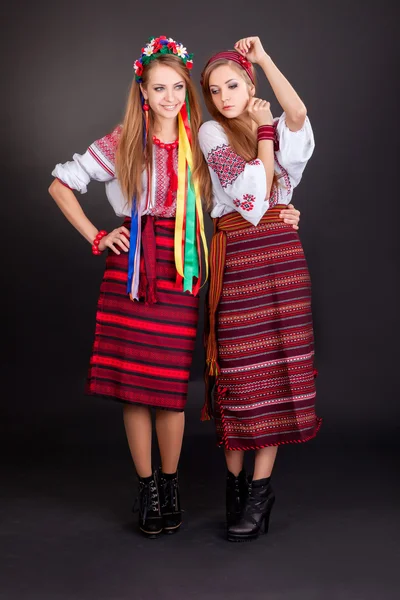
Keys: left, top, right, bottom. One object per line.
{"left": 126, "top": 201, "right": 138, "bottom": 296}
{"left": 127, "top": 95, "right": 148, "bottom": 297}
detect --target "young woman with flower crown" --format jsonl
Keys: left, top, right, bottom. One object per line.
{"left": 48, "top": 36, "right": 215, "bottom": 539}
{"left": 199, "top": 36, "right": 321, "bottom": 542}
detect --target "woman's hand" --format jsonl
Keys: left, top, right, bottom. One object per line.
{"left": 234, "top": 36, "right": 267, "bottom": 65}
{"left": 280, "top": 204, "right": 300, "bottom": 230}
{"left": 248, "top": 98, "right": 273, "bottom": 127}
{"left": 98, "top": 226, "right": 130, "bottom": 254}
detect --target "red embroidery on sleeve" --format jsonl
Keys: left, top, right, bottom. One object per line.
{"left": 207, "top": 145, "right": 246, "bottom": 188}
{"left": 268, "top": 185, "right": 279, "bottom": 208}
{"left": 274, "top": 155, "right": 291, "bottom": 196}
{"left": 89, "top": 125, "right": 122, "bottom": 175}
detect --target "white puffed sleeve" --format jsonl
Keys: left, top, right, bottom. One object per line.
{"left": 198, "top": 121, "right": 268, "bottom": 226}
{"left": 51, "top": 125, "right": 122, "bottom": 193}
{"left": 274, "top": 113, "right": 315, "bottom": 188}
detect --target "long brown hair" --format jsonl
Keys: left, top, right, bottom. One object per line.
{"left": 116, "top": 54, "right": 212, "bottom": 210}
{"left": 201, "top": 57, "right": 281, "bottom": 190}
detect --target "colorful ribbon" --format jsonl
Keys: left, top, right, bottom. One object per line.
{"left": 127, "top": 100, "right": 149, "bottom": 299}
{"left": 128, "top": 95, "right": 208, "bottom": 299}
{"left": 127, "top": 203, "right": 139, "bottom": 298}
{"left": 175, "top": 100, "right": 208, "bottom": 294}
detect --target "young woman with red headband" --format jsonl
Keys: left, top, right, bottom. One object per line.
{"left": 48, "top": 36, "right": 214, "bottom": 539}
{"left": 199, "top": 36, "right": 321, "bottom": 542}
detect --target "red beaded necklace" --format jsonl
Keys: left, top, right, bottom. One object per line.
{"left": 152, "top": 136, "right": 178, "bottom": 207}
{"left": 152, "top": 136, "right": 179, "bottom": 151}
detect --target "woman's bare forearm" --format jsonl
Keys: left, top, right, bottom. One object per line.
{"left": 258, "top": 140, "right": 275, "bottom": 198}
{"left": 48, "top": 179, "right": 98, "bottom": 244}
{"left": 258, "top": 54, "right": 307, "bottom": 131}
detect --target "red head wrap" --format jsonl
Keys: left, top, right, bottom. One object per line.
{"left": 201, "top": 50, "right": 255, "bottom": 85}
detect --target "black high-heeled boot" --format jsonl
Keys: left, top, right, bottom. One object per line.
{"left": 226, "top": 469, "right": 249, "bottom": 527}
{"left": 134, "top": 473, "right": 163, "bottom": 538}
{"left": 158, "top": 470, "right": 182, "bottom": 534}
{"left": 227, "top": 477, "right": 275, "bottom": 542}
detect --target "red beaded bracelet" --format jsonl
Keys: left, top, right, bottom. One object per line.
{"left": 257, "top": 125, "right": 276, "bottom": 143}
{"left": 91, "top": 230, "right": 108, "bottom": 255}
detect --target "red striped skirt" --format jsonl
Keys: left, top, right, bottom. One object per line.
{"left": 214, "top": 209, "right": 321, "bottom": 449}
{"left": 86, "top": 218, "right": 199, "bottom": 410}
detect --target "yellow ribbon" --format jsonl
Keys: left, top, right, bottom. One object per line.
{"left": 174, "top": 113, "right": 208, "bottom": 289}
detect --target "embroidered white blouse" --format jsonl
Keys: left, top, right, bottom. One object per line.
{"left": 198, "top": 112, "right": 315, "bottom": 226}
{"left": 52, "top": 125, "right": 178, "bottom": 218}
{"left": 52, "top": 126, "right": 179, "bottom": 299}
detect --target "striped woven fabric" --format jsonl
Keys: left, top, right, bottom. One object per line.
{"left": 86, "top": 217, "right": 199, "bottom": 410}
{"left": 211, "top": 206, "right": 321, "bottom": 449}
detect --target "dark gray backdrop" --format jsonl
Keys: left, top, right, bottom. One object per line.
{"left": 3, "top": 0, "right": 400, "bottom": 442}
{"left": 2, "top": 2, "right": 400, "bottom": 599}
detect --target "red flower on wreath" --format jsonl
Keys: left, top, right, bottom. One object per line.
{"left": 134, "top": 60, "right": 143, "bottom": 76}
{"left": 153, "top": 36, "right": 168, "bottom": 53}
{"left": 134, "top": 37, "right": 193, "bottom": 82}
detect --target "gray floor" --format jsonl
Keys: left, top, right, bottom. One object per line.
{"left": 1, "top": 385, "right": 399, "bottom": 600}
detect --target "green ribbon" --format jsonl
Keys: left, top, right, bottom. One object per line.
{"left": 183, "top": 165, "right": 199, "bottom": 292}
{"left": 182, "top": 95, "right": 199, "bottom": 292}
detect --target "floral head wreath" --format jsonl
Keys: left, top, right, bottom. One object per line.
{"left": 133, "top": 36, "right": 194, "bottom": 83}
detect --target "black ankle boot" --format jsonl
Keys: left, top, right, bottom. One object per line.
{"left": 135, "top": 473, "right": 163, "bottom": 538}
{"left": 226, "top": 469, "right": 249, "bottom": 527}
{"left": 158, "top": 470, "right": 182, "bottom": 534}
{"left": 227, "top": 478, "right": 275, "bottom": 542}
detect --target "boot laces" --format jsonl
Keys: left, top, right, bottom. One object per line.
{"left": 133, "top": 479, "right": 160, "bottom": 524}
{"left": 161, "top": 477, "right": 179, "bottom": 511}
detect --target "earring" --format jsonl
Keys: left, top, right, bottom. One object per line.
{"left": 143, "top": 103, "right": 149, "bottom": 111}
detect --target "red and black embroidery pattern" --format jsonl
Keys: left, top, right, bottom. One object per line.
{"left": 152, "top": 146, "right": 177, "bottom": 217}
{"left": 268, "top": 184, "right": 279, "bottom": 208}
{"left": 207, "top": 144, "right": 246, "bottom": 188}
{"left": 93, "top": 125, "right": 122, "bottom": 165}
{"left": 274, "top": 155, "right": 291, "bottom": 196}
{"left": 268, "top": 156, "right": 292, "bottom": 208}
{"left": 233, "top": 193, "right": 256, "bottom": 212}
{"left": 89, "top": 125, "right": 122, "bottom": 175}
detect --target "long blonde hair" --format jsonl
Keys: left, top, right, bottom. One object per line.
{"left": 201, "top": 57, "right": 281, "bottom": 190}
{"left": 116, "top": 54, "right": 212, "bottom": 210}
